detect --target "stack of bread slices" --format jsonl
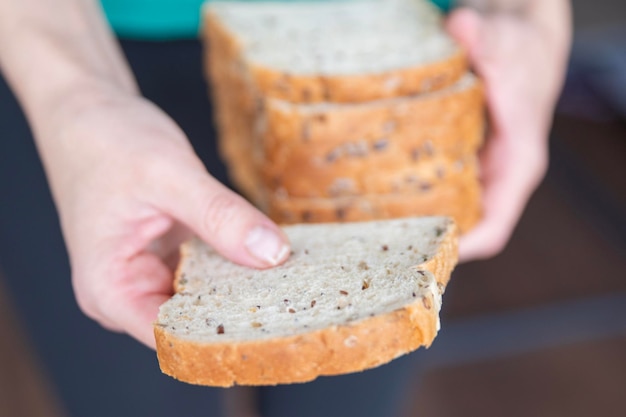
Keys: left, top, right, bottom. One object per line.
{"left": 203, "top": 0, "right": 485, "bottom": 232}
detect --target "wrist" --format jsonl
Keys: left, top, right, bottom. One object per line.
{"left": 0, "top": 0, "right": 139, "bottom": 140}
{"left": 29, "top": 77, "right": 137, "bottom": 144}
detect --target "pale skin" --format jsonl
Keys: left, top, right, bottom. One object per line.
{"left": 0, "top": 0, "right": 571, "bottom": 348}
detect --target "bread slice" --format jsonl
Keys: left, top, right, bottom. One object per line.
{"left": 267, "top": 173, "right": 482, "bottom": 232}
{"left": 212, "top": 72, "right": 483, "bottom": 201}
{"left": 263, "top": 153, "right": 478, "bottom": 197}
{"left": 155, "top": 217, "right": 458, "bottom": 387}
{"left": 203, "top": 0, "right": 467, "bottom": 104}
{"left": 203, "top": 3, "right": 478, "bottom": 201}
{"left": 260, "top": 73, "right": 483, "bottom": 197}
{"left": 262, "top": 73, "right": 483, "bottom": 148}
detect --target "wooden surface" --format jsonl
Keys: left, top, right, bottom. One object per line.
{"left": 0, "top": 270, "right": 65, "bottom": 417}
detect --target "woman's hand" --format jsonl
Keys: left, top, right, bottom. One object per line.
{"left": 446, "top": 1, "right": 572, "bottom": 261}
{"left": 44, "top": 89, "right": 289, "bottom": 348}
{"left": 0, "top": 0, "right": 290, "bottom": 349}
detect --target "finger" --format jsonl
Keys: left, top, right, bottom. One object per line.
{"left": 104, "top": 252, "right": 174, "bottom": 349}
{"left": 445, "top": 7, "right": 484, "bottom": 60}
{"left": 528, "top": 0, "right": 572, "bottom": 47}
{"left": 459, "top": 137, "right": 547, "bottom": 262}
{"left": 119, "top": 291, "right": 170, "bottom": 349}
{"left": 149, "top": 158, "right": 290, "bottom": 269}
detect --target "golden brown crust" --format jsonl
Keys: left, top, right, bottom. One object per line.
{"left": 155, "top": 307, "right": 431, "bottom": 387}
{"left": 259, "top": 78, "right": 484, "bottom": 198}
{"left": 204, "top": 14, "right": 266, "bottom": 202}
{"left": 155, "top": 223, "right": 457, "bottom": 387}
{"left": 204, "top": 10, "right": 469, "bottom": 105}
{"left": 261, "top": 149, "right": 481, "bottom": 199}
{"left": 268, "top": 174, "right": 482, "bottom": 233}
{"left": 262, "top": 76, "right": 484, "bottom": 148}
{"left": 249, "top": 50, "right": 468, "bottom": 104}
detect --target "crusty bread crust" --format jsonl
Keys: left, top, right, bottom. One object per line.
{"left": 261, "top": 148, "right": 482, "bottom": 199}
{"left": 155, "top": 222, "right": 458, "bottom": 387}
{"left": 204, "top": 14, "right": 265, "bottom": 203}
{"left": 257, "top": 78, "right": 484, "bottom": 200}
{"left": 268, "top": 174, "right": 481, "bottom": 233}
{"left": 248, "top": 50, "right": 468, "bottom": 104}
{"left": 203, "top": 10, "right": 469, "bottom": 104}
{"left": 262, "top": 77, "right": 484, "bottom": 149}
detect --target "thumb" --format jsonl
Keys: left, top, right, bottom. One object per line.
{"left": 150, "top": 159, "right": 290, "bottom": 269}
{"left": 446, "top": 8, "right": 484, "bottom": 65}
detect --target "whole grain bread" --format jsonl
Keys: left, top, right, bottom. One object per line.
{"left": 262, "top": 73, "right": 483, "bottom": 149}
{"left": 202, "top": 0, "right": 485, "bottom": 233}
{"left": 259, "top": 72, "right": 483, "bottom": 197}
{"left": 267, "top": 174, "right": 482, "bottom": 232}
{"left": 155, "top": 217, "right": 458, "bottom": 386}
{"left": 210, "top": 69, "right": 484, "bottom": 201}
{"left": 264, "top": 153, "right": 478, "bottom": 198}
{"left": 203, "top": 0, "right": 468, "bottom": 104}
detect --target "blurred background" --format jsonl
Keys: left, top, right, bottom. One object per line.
{"left": 1, "top": 0, "right": 625, "bottom": 416}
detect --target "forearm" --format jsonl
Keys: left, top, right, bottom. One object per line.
{"left": 0, "top": 0, "right": 137, "bottom": 135}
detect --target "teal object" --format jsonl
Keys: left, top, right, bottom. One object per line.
{"left": 431, "top": 0, "right": 453, "bottom": 11}
{"left": 101, "top": 0, "right": 454, "bottom": 40}
{"left": 100, "top": 0, "right": 205, "bottom": 39}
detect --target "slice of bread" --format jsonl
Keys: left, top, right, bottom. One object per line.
{"left": 203, "top": 0, "right": 467, "bottom": 104}
{"left": 263, "top": 153, "right": 479, "bottom": 198}
{"left": 211, "top": 71, "right": 483, "bottom": 200}
{"left": 260, "top": 74, "right": 484, "bottom": 198}
{"left": 155, "top": 217, "right": 458, "bottom": 387}
{"left": 267, "top": 174, "right": 482, "bottom": 232}
{"left": 262, "top": 73, "right": 483, "bottom": 148}
{"left": 204, "top": 4, "right": 480, "bottom": 191}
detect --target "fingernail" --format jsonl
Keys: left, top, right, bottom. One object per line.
{"left": 245, "top": 226, "right": 290, "bottom": 266}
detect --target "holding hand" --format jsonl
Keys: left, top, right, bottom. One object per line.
{"left": 43, "top": 89, "right": 290, "bottom": 348}
{"left": 447, "top": 1, "right": 572, "bottom": 261}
